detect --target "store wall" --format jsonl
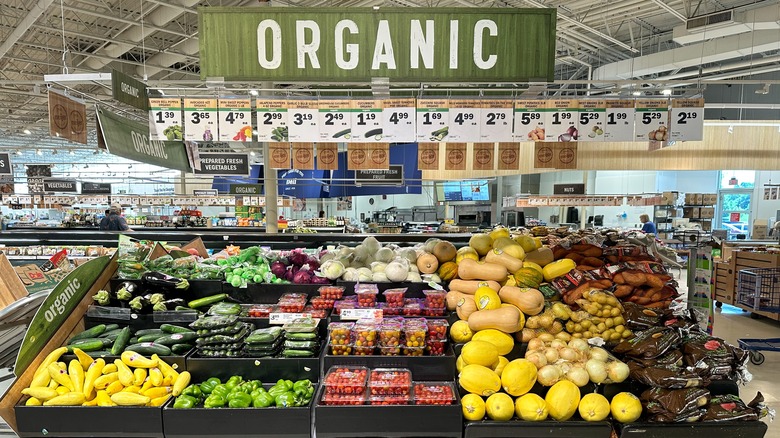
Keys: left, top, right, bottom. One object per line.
{"left": 753, "top": 171, "right": 780, "bottom": 224}
{"left": 592, "top": 171, "right": 656, "bottom": 228}
{"left": 704, "top": 71, "right": 780, "bottom": 121}
{"left": 351, "top": 182, "right": 438, "bottom": 222}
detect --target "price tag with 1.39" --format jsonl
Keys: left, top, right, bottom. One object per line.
{"left": 148, "top": 98, "right": 183, "bottom": 141}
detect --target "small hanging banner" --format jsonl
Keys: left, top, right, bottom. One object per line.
{"left": 348, "top": 143, "right": 370, "bottom": 170}
{"left": 497, "top": 143, "right": 520, "bottom": 170}
{"left": 472, "top": 143, "right": 495, "bottom": 171}
{"left": 553, "top": 142, "right": 578, "bottom": 169}
{"left": 534, "top": 143, "right": 555, "bottom": 169}
{"left": 292, "top": 142, "right": 315, "bottom": 170}
{"left": 444, "top": 143, "right": 467, "bottom": 170}
{"left": 368, "top": 143, "right": 390, "bottom": 170}
{"left": 316, "top": 143, "right": 338, "bottom": 170}
{"left": 268, "top": 143, "right": 291, "bottom": 169}
{"left": 417, "top": 143, "right": 439, "bottom": 170}
{"left": 49, "top": 90, "right": 88, "bottom": 145}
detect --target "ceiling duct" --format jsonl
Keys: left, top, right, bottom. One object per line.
{"left": 686, "top": 10, "right": 735, "bottom": 32}
{"left": 673, "top": 3, "right": 780, "bottom": 45}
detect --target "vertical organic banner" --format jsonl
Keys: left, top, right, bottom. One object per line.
{"left": 444, "top": 143, "right": 467, "bottom": 170}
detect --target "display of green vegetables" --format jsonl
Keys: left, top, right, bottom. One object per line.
{"left": 65, "top": 323, "right": 196, "bottom": 357}
{"left": 173, "top": 376, "right": 314, "bottom": 409}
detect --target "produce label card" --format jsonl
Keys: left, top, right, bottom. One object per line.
{"left": 148, "top": 98, "right": 182, "bottom": 141}
{"left": 447, "top": 99, "right": 481, "bottom": 142}
{"left": 269, "top": 313, "right": 312, "bottom": 324}
{"left": 480, "top": 99, "right": 514, "bottom": 142}
{"left": 670, "top": 98, "right": 704, "bottom": 141}
{"left": 604, "top": 100, "right": 635, "bottom": 141}
{"left": 416, "top": 99, "right": 449, "bottom": 142}
{"left": 513, "top": 100, "right": 545, "bottom": 141}
{"left": 350, "top": 99, "right": 384, "bottom": 142}
{"left": 287, "top": 99, "right": 319, "bottom": 142}
{"left": 382, "top": 98, "right": 416, "bottom": 142}
{"left": 544, "top": 99, "right": 579, "bottom": 142}
{"left": 577, "top": 100, "right": 606, "bottom": 142}
{"left": 318, "top": 99, "right": 352, "bottom": 142}
{"left": 218, "top": 98, "right": 252, "bottom": 142}
{"left": 183, "top": 98, "right": 218, "bottom": 142}
{"left": 340, "top": 308, "right": 383, "bottom": 321}
{"left": 255, "top": 99, "right": 288, "bottom": 142}
{"left": 634, "top": 99, "right": 669, "bottom": 142}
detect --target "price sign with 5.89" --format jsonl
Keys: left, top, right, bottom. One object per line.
{"left": 416, "top": 99, "right": 449, "bottom": 142}
{"left": 287, "top": 99, "right": 319, "bottom": 142}
{"left": 604, "top": 100, "right": 635, "bottom": 141}
{"left": 634, "top": 100, "right": 669, "bottom": 142}
{"left": 480, "top": 100, "right": 514, "bottom": 142}
{"left": 218, "top": 98, "right": 252, "bottom": 142}
{"left": 183, "top": 98, "right": 218, "bottom": 142}
{"left": 350, "top": 99, "right": 384, "bottom": 142}
{"left": 545, "top": 100, "right": 579, "bottom": 142}
{"left": 577, "top": 100, "right": 606, "bottom": 142}
{"left": 148, "top": 98, "right": 182, "bottom": 141}
{"left": 447, "top": 99, "right": 481, "bottom": 142}
{"left": 513, "top": 100, "right": 546, "bottom": 141}
{"left": 319, "top": 99, "right": 352, "bottom": 142}
{"left": 382, "top": 98, "right": 415, "bottom": 142}
{"left": 255, "top": 99, "right": 288, "bottom": 142}
{"left": 670, "top": 98, "right": 704, "bottom": 141}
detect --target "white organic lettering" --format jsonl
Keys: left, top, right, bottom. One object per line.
{"left": 258, "top": 20, "right": 282, "bottom": 69}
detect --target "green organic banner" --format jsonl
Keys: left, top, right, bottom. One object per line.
{"left": 199, "top": 7, "right": 556, "bottom": 82}
{"left": 111, "top": 69, "right": 149, "bottom": 111}
{"left": 230, "top": 184, "right": 262, "bottom": 195}
{"left": 15, "top": 256, "right": 110, "bottom": 375}
{"left": 96, "top": 107, "right": 191, "bottom": 172}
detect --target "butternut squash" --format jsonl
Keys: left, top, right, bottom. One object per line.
{"left": 449, "top": 279, "right": 501, "bottom": 295}
{"left": 446, "top": 290, "right": 469, "bottom": 311}
{"left": 468, "top": 305, "right": 525, "bottom": 334}
{"left": 498, "top": 286, "right": 545, "bottom": 316}
{"left": 456, "top": 296, "right": 478, "bottom": 320}
{"left": 458, "top": 259, "right": 508, "bottom": 282}
{"left": 485, "top": 249, "right": 524, "bottom": 273}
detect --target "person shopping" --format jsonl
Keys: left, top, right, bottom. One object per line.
{"left": 639, "top": 213, "right": 656, "bottom": 234}
{"left": 99, "top": 203, "right": 131, "bottom": 231}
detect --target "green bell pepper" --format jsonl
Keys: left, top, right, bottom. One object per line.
{"left": 204, "top": 394, "right": 226, "bottom": 408}
{"left": 182, "top": 385, "right": 203, "bottom": 400}
{"left": 252, "top": 391, "right": 275, "bottom": 408}
{"left": 228, "top": 392, "right": 253, "bottom": 408}
{"left": 173, "top": 394, "right": 197, "bottom": 409}
{"left": 225, "top": 375, "right": 243, "bottom": 391}
{"left": 200, "top": 377, "right": 221, "bottom": 395}
{"left": 211, "top": 384, "right": 231, "bottom": 400}
{"left": 268, "top": 382, "right": 290, "bottom": 399}
{"left": 293, "top": 380, "right": 313, "bottom": 398}
{"left": 248, "top": 380, "right": 261, "bottom": 392}
{"left": 274, "top": 391, "right": 296, "bottom": 408}
{"left": 250, "top": 388, "right": 267, "bottom": 399}
{"left": 236, "top": 382, "right": 254, "bottom": 394}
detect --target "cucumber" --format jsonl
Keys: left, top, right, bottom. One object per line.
{"left": 135, "top": 329, "right": 165, "bottom": 337}
{"left": 282, "top": 349, "right": 316, "bottom": 357}
{"left": 138, "top": 334, "right": 166, "bottom": 343}
{"left": 129, "top": 337, "right": 139, "bottom": 345}
{"left": 160, "top": 324, "right": 194, "bottom": 334}
{"left": 171, "top": 344, "right": 194, "bottom": 355}
{"left": 154, "top": 332, "right": 198, "bottom": 346}
{"left": 67, "top": 338, "right": 106, "bottom": 352}
{"left": 111, "top": 327, "right": 132, "bottom": 355}
{"left": 101, "top": 338, "right": 115, "bottom": 348}
{"left": 187, "top": 294, "right": 228, "bottom": 309}
{"left": 69, "top": 325, "right": 107, "bottom": 343}
{"left": 104, "top": 324, "right": 120, "bottom": 332}
{"left": 332, "top": 128, "right": 351, "bottom": 139}
{"left": 98, "top": 328, "right": 125, "bottom": 339}
{"left": 364, "top": 128, "right": 383, "bottom": 138}
{"left": 125, "top": 342, "right": 172, "bottom": 356}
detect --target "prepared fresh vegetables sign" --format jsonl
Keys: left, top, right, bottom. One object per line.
{"left": 218, "top": 98, "right": 252, "bottom": 142}
{"left": 194, "top": 153, "right": 250, "bottom": 175}
{"left": 199, "top": 8, "right": 557, "bottom": 82}
{"left": 148, "top": 98, "right": 183, "bottom": 141}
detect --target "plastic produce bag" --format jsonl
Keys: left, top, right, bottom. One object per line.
{"left": 613, "top": 327, "right": 681, "bottom": 360}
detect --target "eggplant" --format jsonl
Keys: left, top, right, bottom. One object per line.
{"left": 115, "top": 281, "right": 139, "bottom": 301}
{"left": 141, "top": 271, "right": 190, "bottom": 291}
{"left": 162, "top": 298, "right": 187, "bottom": 309}
{"left": 129, "top": 296, "right": 149, "bottom": 311}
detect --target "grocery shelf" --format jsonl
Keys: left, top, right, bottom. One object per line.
{"left": 463, "top": 420, "right": 612, "bottom": 438}
{"left": 617, "top": 421, "right": 767, "bottom": 438}
{"left": 185, "top": 351, "right": 322, "bottom": 383}
{"left": 15, "top": 404, "right": 164, "bottom": 438}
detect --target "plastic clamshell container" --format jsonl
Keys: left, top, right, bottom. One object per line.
{"left": 280, "top": 292, "right": 308, "bottom": 301}
{"left": 353, "top": 320, "right": 378, "bottom": 348}
{"left": 378, "top": 303, "right": 402, "bottom": 316}
{"left": 402, "top": 346, "right": 425, "bottom": 356}
{"left": 354, "top": 283, "right": 379, "bottom": 294}
{"left": 310, "top": 296, "right": 335, "bottom": 310}
{"left": 332, "top": 300, "right": 355, "bottom": 316}
{"left": 369, "top": 394, "right": 411, "bottom": 405}
{"left": 355, "top": 290, "right": 378, "bottom": 308}
{"left": 378, "top": 320, "right": 403, "bottom": 347}
{"left": 302, "top": 305, "right": 328, "bottom": 319}
{"left": 369, "top": 368, "right": 412, "bottom": 395}
{"left": 402, "top": 301, "right": 424, "bottom": 316}
{"left": 277, "top": 299, "right": 306, "bottom": 313}
{"left": 353, "top": 345, "right": 375, "bottom": 356}
{"left": 378, "top": 346, "right": 401, "bottom": 356}
{"left": 321, "top": 392, "right": 367, "bottom": 406}
{"left": 324, "top": 366, "right": 369, "bottom": 395}
{"left": 382, "top": 288, "right": 407, "bottom": 307}
{"left": 329, "top": 343, "right": 354, "bottom": 355}
{"left": 282, "top": 317, "right": 318, "bottom": 333}
{"left": 318, "top": 285, "right": 345, "bottom": 300}
{"left": 422, "top": 307, "right": 447, "bottom": 317}
{"left": 328, "top": 322, "right": 354, "bottom": 345}
{"left": 426, "top": 319, "right": 449, "bottom": 341}
{"left": 413, "top": 381, "right": 456, "bottom": 405}
{"left": 425, "top": 340, "right": 447, "bottom": 356}
{"left": 247, "top": 304, "right": 274, "bottom": 318}
{"left": 402, "top": 320, "right": 427, "bottom": 348}
{"left": 423, "top": 290, "right": 447, "bottom": 309}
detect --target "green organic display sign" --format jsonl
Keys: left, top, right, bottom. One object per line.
{"left": 229, "top": 184, "right": 263, "bottom": 195}
{"left": 111, "top": 69, "right": 149, "bottom": 111}
{"left": 15, "top": 256, "right": 110, "bottom": 375}
{"left": 199, "top": 7, "right": 556, "bottom": 82}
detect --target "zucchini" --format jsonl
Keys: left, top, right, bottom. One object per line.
{"left": 135, "top": 329, "right": 165, "bottom": 337}
{"left": 160, "top": 324, "right": 194, "bottom": 334}
{"left": 67, "top": 338, "right": 105, "bottom": 352}
{"left": 69, "top": 324, "right": 107, "bottom": 343}
{"left": 111, "top": 327, "right": 132, "bottom": 355}
{"left": 98, "top": 328, "right": 125, "bottom": 339}
{"left": 154, "top": 332, "right": 198, "bottom": 346}
{"left": 125, "top": 342, "right": 172, "bottom": 356}
{"left": 364, "top": 128, "right": 383, "bottom": 138}
{"left": 171, "top": 344, "right": 194, "bottom": 355}
{"left": 187, "top": 294, "right": 228, "bottom": 309}
{"left": 138, "top": 334, "right": 166, "bottom": 343}
{"left": 104, "top": 324, "right": 120, "bottom": 332}
{"left": 332, "top": 128, "right": 351, "bottom": 139}
{"left": 431, "top": 126, "right": 449, "bottom": 136}
{"left": 282, "top": 349, "right": 316, "bottom": 358}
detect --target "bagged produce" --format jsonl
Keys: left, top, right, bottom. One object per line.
{"left": 196, "top": 322, "right": 246, "bottom": 337}
{"left": 630, "top": 349, "right": 684, "bottom": 368}
{"left": 190, "top": 315, "right": 239, "bottom": 330}
{"left": 682, "top": 334, "right": 749, "bottom": 381}
{"left": 207, "top": 302, "right": 242, "bottom": 316}
{"left": 628, "top": 361, "right": 708, "bottom": 389}
{"left": 701, "top": 393, "right": 771, "bottom": 422}
{"left": 246, "top": 327, "right": 284, "bottom": 345}
{"left": 613, "top": 327, "right": 681, "bottom": 360}
{"left": 640, "top": 387, "right": 711, "bottom": 421}
{"left": 196, "top": 325, "right": 250, "bottom": 346}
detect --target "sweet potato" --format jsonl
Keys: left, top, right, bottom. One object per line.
{"left": 645, "top": 274, "right": 665, "bottom": 289}
{"left": 622, "top": 270, "right": 648, "bottom": 287}
{"left": 577, "top": 265, "right": 599, "bottom": 272}
{"left": 581, "top": 257, "right": 604, "bottom": 267}
{"left": 553, "top": 247, "right": 569, "bottom": 260}
{"left": 614, "top": 285, "right": 634, "bottom": 298}
{"left": 565, "top": 253, "right": 584, "bottom": 264}
{"left": 582, "top": 246, "right": 604, "bottom": 258}
{"left": 613, "top": 272, "right": 626, "bottom": 284}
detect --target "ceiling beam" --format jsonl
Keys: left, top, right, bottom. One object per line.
{"left": 650, "top": 0, "right": 687, "bottom": 22}
{"left": 0, "top": 0, "right": 56, "bottom": 61}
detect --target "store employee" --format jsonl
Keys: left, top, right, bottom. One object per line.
{"left": 639, "top": 214, "right": 656, "bottom": 234}
{"left": 100, "top": 204, "right": 131, "bottom": 232}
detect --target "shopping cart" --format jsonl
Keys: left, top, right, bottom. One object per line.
{"left": 736, "top": 267, "right": 780, "bottom": 365}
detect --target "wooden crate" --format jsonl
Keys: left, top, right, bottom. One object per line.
{"left": 714, "top": 260, "right": 735, "bottom": 305}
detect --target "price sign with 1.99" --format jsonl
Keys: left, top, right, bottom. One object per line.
{"left": 670, "top": 99, "right": 704, "bottom": 141}
{"left": 480, "top": 100, "right": 514, "bottom": 142}
{"left": 416, "top": 99, "right": 449, "bottom": 142}
{"left": 148, "top": 98, "right": 182, "bottom": 141}
{"left": 545, "top": 100, "right": 579, "bottom": 142}
{"left": 286, "top": 99, "right": 319, "bottom": 142}
{"left": 319, "top": 99, "right": 352, "bottom": 142}
{"left": 183, "top": 98, "right": 218, "bottom": 142}
{"left": 447, "top": 99, "right": 480, "bottom": 142}
{"left": 218, "top": 98, "right": 252, "bottom": 142}
{"left": 604, "top": 100, "right": 635, "bottom": 141}
{"left": 350, "top": 100, "right": 384, "bottom": 142}
{"left": 382, "top": 98, "right": 416, "bottom": 142}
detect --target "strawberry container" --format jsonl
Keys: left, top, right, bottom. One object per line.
{"left": 318, "top": 285, "right": 345, "bottom": 300}
{"left": 413, "top": 382, "right": 456, "bottom": 405}
{"left": 369, "top": 368, "right": 412, "bottom": 396}
{"left": 323, "top": 366, "right": 368, "bottom": 395}
{"left": 382, "top": 288, "right": 407, "bottom": 307}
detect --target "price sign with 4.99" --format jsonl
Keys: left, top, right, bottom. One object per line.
{"left": 287, "top": 99, "right": 319, "bottom": 142}
{"left": 513, "top": 100, "right": 546, "bottom": 141}
{"left": 670, "top": 98, "right": 704, "bottom": 141}
{"left": 634, "top": 100, "right": 669, "bottom": 142}
{"left": 382, "top": 98, "right": 415, "bottom": 142}
{"left": 604, "top": 100, "right": 635, "bottom": 141}
{"left": 447, "top": 99, "right": 481, "bottom": 142}
{"left": 319, "top": 99, "right": 352, "bottom": 142}
{"left": 255, "top": 99, "right": 288, "bottom": 142}
{"left": 148, "top": 98, "right": 182, "bottom": 141}
{"left": 218, "top": 98, "right": 252, "bottom": 142}
{"left": 183, "top": 98, "right": 218, "bottom": 142}
{"left": 350, "top": 99, "right": 384, "bottom": 142}
{"left": 416, "top": 99, "right": 449, "bottom": 142}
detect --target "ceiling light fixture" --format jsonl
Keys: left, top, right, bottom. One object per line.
{"left": 35, "top": 149, "right": 42, "bottom": 155}
{"left": 755, "top": 83, "right": 771, "bottom": 95}
{"left": 661, "top": 89, "right": 672, "bottom": 96}
{"left": 632, "top": 91, "right": 642, "bottom": 96}
{"left": 23, "top": 129, "right": 31, "bottom": 135}
{"left": 15, "top": 150, "right": 21, "bottom": 155}
{"left": 249, "top": 89, "right": 259, "bottom": 96}
{"left": 728, "top": 125, "right": 734, "bottom": 134}
{"left": 250, "top": 151, "right": 256, "bottom": 156}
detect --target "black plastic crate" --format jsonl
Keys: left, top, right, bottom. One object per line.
{"left": 617, "top": 421, "right": 767, "bottom": 438}
{"left": 186, "top": 353, "right": 321, "bottom": 382}
{"left": 232, "top": 283, "right": 324, "bottom": 304}
{"left": 108, "top": 279, "right": 224, "bottom": 301}
{"left": 314, "top": 385, "right": 461, "bottom": 437}
{"left": 15, "top": 404, "right": 163, "bottom": 438}
{"left": 463, "top": 420, "right": 613, "bottom": 438}
{"left": 322, "top": 343, "right": 457, "bottom": 381}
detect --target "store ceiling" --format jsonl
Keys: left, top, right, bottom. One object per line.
{"left": 0, "top": 0, "right": 776, "bottom": 153}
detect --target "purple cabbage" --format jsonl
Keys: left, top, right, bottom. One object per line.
{"left": 292, "top": 269, "right": 312, "bottom": 284}
{"left": 270, "top": 261, "right": 287, "bottom": 278}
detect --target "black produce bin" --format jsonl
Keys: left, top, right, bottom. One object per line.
{"left": 229, "top": 283, "right": 324, "bottom": 304}
{"left": 84, "top": 305, "right": 198, "bottom": 330}
{"left": 313, "top": 385, "right": 462, "bottom": 438}
{"left": 322, "top": 343, "right": 457, "bottom": 381}
{"left": 109, "top": 279, "right": 224, "bottom": 300}
{"left": 617, "top": 421, "right": 767, "bottom": 438}
{"left": 186, "top": 354, "right": 321, "bottom": 382}
{"left": 162, "top": 390, "right": 313, "bottom": 438}
{"left": 463, "top": 420, "right": 613, "bottom": 438}
{"left": 15, "top": 404, "right": 163, "bottom": 438}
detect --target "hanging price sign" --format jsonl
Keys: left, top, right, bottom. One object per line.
{"left": 544, "top": 100, "right": 579, "bottom": 142}
{"left": 256, "top": 99, "right": 288, "bottom": 142}
{"left": 382, "top": 98, "right": 416, "bottom": 142}
{"left": 577, "top": 100, "right": 606, "bottom": 142}
{"left": 514, "top": 100, "right": 546, "bottom": 141}
{"left": 416, "top": 99, "right": 449, "bottom": 142}
{"left": 604, "top": 100, "right": 635, "bottom": 141}
{"left": 183, "top": 98, "right": 218, "bottom": 142}
{"left": 148, "top": 98, "right": 182, "bottom": 141}
{"left": 319, "top": 99, "right": 352, "bottom": 142}
{"left": 670, "top": 98, "right": 704, "bottom": 141}
{"left": 350, "top": 99, "right": 384, "bottom": 142}
{"left": 447, "top": 99, "right": 481, "bottom": 142}
{"left": 287, "top": 99, "right": 319, "bottom": 142}
{"left": 480, "top": 99, "right": 514, "bottom": 142}
{"left": 634, "top": 99, "right": 669, "bottom": 142}
{"left": 218, "top": 98, "right": 252, "bottom": 142}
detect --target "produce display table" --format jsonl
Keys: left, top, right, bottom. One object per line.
{"left": 322, "top": 344, "right": 457, "bottom": 381}
{"left": 617, "top": 421, "right": 768, "bottom": 438}
{"left": 463, "top": 420, "right": 613, "bottom": 438}
{"left": 15, "top": 405, "right": 164, "bottom": 438}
